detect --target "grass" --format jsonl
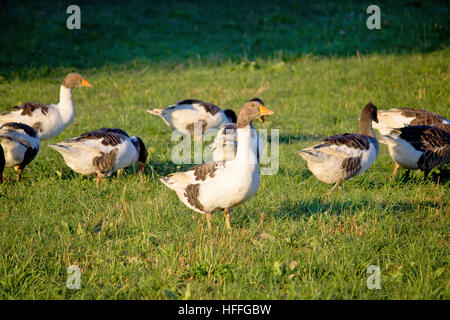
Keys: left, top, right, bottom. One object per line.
{"left": 0, "top": 0, "right": 449, "bottom": 299}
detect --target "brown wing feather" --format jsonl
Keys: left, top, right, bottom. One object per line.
{"left": 396, "top": 125, "right": 450, "bottom": 152}
{"left": 418, "top": 145, "right": 450, "bottom": 172}
{"left": 92, "top": 149, "right": 118, "bottom": 174}
{"left": 75, "top": 129, "right": 126, "bottom": 147}
{"left": 400, "top": 108, "right": 448, "bottom": 126}
{"left": 11, "top": 102, "right": 49, "bottom": 117}
{"left": 320, "top": 134, "right": 371, "bottom": 151}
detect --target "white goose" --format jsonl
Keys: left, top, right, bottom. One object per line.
{"left": 49, "top": 128, "right": 148, "bottom": 186}
{"left": 0, "top": 122, "right": 40, "bottom": 181}
{"left": 146, "top": 99, "right": 237, "bottom": 137}
{"left": 0, "top": 73, "right": 91, "bottom": 140}
{"left": 379, "top": 124, "right": 450, "bottom": 179}
{"left": 160, "top": 100, "right": 274, "bottom": 231}
{"left": 373, "top": 107, "right": 449, "bottom": 135}
{"left": 297, "top": 102, "right": 379, "bottom": 195}
{"left": 211, "top": 98, "right": 264, "bottom": 163}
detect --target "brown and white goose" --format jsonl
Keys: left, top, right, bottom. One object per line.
{"left": 211, "top": 98, "right": 264, "bottom": 163}
{"left": 379, "top": 124, "right": 450, "bottom": 179}
{"left": 49, "top": 128, "right": 147, "bottom": 186}
{"left": 297, "top": 102, "right": 379, "bottom": 195}
{"left": 160, "top": 99, "right": 274, "bottom": 231}
{"left": 0, "top": 73, "right": 91, "bottom": 140}
{"left": 146, "top": 99, "right": 237, "bottom": 137}
{"left": 0, "top": 122, "right": 40, "bottom": 181}
{"left": 373, "top": 107, "right": 449, "bottom": 135}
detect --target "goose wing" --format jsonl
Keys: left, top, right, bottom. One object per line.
{"left": 307, "top": 134, "right": 372, "bottom": 159}
{"left": 393, "top": 125, "right": 450, "bottom": 152}
{"left": 0, "top": 103, "right": 56, "bottom": 130}
{"left": 0, "top": 122, "right": 40, "bottom": 149}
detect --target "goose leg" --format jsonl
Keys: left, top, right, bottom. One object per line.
{"left": 14, "top": 165, "right": 23, "bottom": 181}
{"left": 223, "top": 208, "right": 231, "bottom": 232}
{"left": 328, "top": 179, "right": 342, "bottom": 197}
{"left": 404, "top": 169, "right": 411, "bottom": 181}
{"left": 205, "top": 212, "right": 212, "bottom": 230}
{"left": 96, "top": 174, "right": 103, "bottom": 188}
{"left": 117, "top": 169, "right": 123, "bottom": 177}
{"left": 390, "top": 163, "right": 400, "bottom": 180}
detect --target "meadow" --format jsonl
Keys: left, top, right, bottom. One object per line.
{"left": 0, "top": 0, "right": 448, "bottom": 299}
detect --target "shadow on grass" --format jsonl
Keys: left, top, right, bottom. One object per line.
{"left": 271, "top": 196, "right": 443, "bottom": 221}
{"left": 391, "top": 165, "right": 450, "bottom": 185}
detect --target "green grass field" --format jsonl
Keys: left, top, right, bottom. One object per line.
{"left": 0, "top": 0, "right": 449, "bottom": 299}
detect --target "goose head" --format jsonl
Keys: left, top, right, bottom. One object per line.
{"left": 250, "top": 97, "right": 266, "bottom": 123}
{"left": 130, "top": 136, "right": 148, "bottom": 173}
{"left": 236, "top": 98, "right": 274, "bottom": 128}
{"left": 62, "top": 73, "right": 92, "bottom": 89}
{"left": 362, "top": 101, "right": 378, "bottom": 123}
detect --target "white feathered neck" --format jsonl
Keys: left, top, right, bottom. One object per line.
{"left": 58, "top": 85, "right": 75, "bottom": 125}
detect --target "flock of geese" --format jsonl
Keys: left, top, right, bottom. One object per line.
{"left": 0, "top": 73, "right": 449, "bottom": 230}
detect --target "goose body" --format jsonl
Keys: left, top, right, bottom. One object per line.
{"left": 146, "top": 99, "right": 236, "bottom": 136}
{"left": 49, "top": 128, "right": 147, "bottom": 186}
{"left": 297, "top": 102, "right": 379, "bottom": 194}
{"left": 379, "top": 124, "right": 450, "bottom": 178}
{"left": 160, "top": 99, "right": 274, "bottom": 230}
{"left": 0, "top": 122, "right": 40, "bottom": 180}
{"left": 0, "top": 73, "right": 91, "bottom": 140}
{"left": 372, "top": 108, "right": 449, "bottom": 135}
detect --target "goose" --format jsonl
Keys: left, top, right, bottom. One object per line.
{"left": 0, "top": 122, "right": 40, "bottom": 181}
{"left": 146, "top": 99, "right": 237, "bottom": 138}
{"left": 211, "top": 98, "right": 264, "bottom": 162}
{"left": 297, "top": 102, "right": 379, "bottom": 195}
{"left": 49, "top": 128, "right": 148, "bottom": 186}
{"left": 0, "top": 144, "right": 4, "bottom": 184}
{"left": 372, "top": 107, "right": 449, "bottom": 135}
{"left": 160, "top": 99, "right": 274, "bottom": 231}
{"left": 378, "top": 124, "right": 450, "bottom": 180}
{"left": 0, "top": 73, "right": 91, "bottom": 140}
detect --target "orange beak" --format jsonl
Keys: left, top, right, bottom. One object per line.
{"left": 81, "top": 78, "right": 92, "bottom": 87}
{"left": 259, "top": 105, "right": 274, "bottom": 117}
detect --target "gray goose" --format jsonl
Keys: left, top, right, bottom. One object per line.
{"left": 379, "top": 123, "right": 450, "bottom": 179}
{"left": 372, "top": 107, "right": 449, "bottom": 135}
{"left": 297, "top": 102, "right": 379, "bottom": 195}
